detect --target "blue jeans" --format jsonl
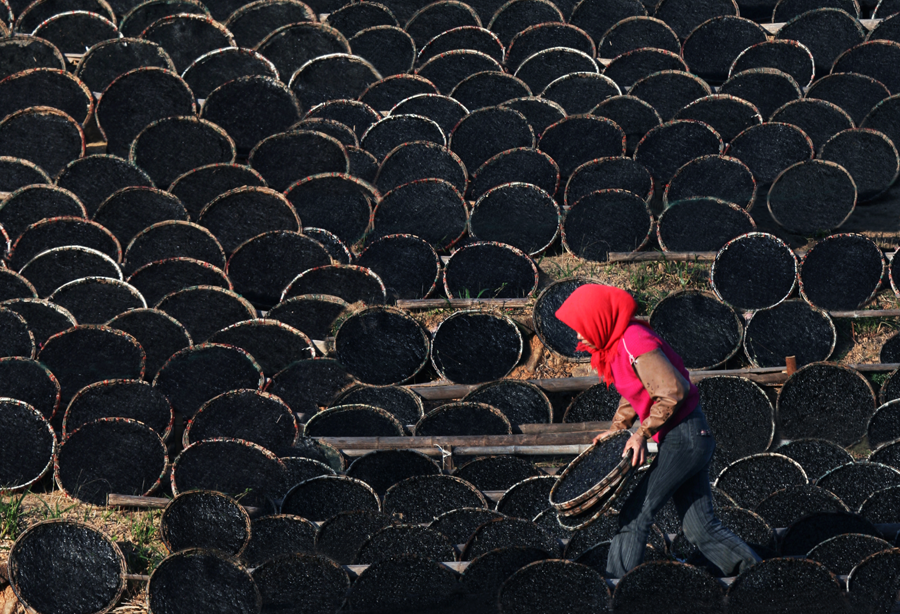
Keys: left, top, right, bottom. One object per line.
{"left": 606, "top": 408, "right": 761, "bottom": 578}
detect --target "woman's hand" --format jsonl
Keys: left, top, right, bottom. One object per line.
{"left": 592, "top": 430, "right": 612, "bottom": 445}
{"left": 623, "top": 431, "right": 648, "bottom": 467}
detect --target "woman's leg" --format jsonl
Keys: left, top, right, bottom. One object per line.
{"left": 673, "top": 465, "right": 761, "bottom": 576}
{"left": 605, "top": 458, "right": 657, "bottom": 577}
{"left": 605, "top": 414, "right": 713, "bottom": 577}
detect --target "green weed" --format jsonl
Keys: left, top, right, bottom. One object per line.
{"left": 34, "top": 494, "right": 76, "bottom": 520}
{"left": 625, "top": 260, "right": 708, "bottom": 313}
{"left": 459, "top": 282, "right": 508, "bottom": 299}
{"left": 129, "top": 511, "right": 164, "bottom": 572}
{"left": 232, "top": 487, "right": 254, "bottom": 503}
{"left": 130, "top": 512, "right": 158, "bottom": 547}
{"left": 0, "top": 491, "right": 27, "bottom": 539}
{"left": 543, "top": 257, "right": 598, "bottom": 280}
{"left": 871, "top": 372, "right": 891, "bottom": 387}
{"left": 852, "top": 317, "right": 899, "bottom": 341}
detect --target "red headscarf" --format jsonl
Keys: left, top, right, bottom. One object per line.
{"left": 555, "top": 284, "right": 639, "bottom": 385}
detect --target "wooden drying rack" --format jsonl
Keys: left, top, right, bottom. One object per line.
{"left": 396, "top": 295, "right": 900, "bottom": 321}
{"left": 107, "top": 361, "right": 900, "bottom": 591}
{"left": 103, "top": 362, "right": 900, "bottom": 497}
{"left": 109, "top": 487, "right": 900, "bottom": 589}
{"left": 405, "top": 363, "right": 900, "bottom": 401}
{"left": 606, "top": 247, "right": 899, "bottom": 263}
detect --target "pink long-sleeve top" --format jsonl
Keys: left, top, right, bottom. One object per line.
{"left": 609, "top": 323, "right": 700, "bottom": 443}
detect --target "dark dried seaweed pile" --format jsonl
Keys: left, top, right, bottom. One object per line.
{"left": 553, "top": 431, "right": 629, "bottom": 504}
{"left": 10, "top": 522, "right": 124, "bottom": 614}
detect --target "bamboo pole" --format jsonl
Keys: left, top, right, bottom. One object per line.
{"left": 108, "top": 494, "right": 169, "bottom": 509}
{"left": 340, "top": 444, "right": 594, "bottom": 457}
{"left": 518, "top": 421, "right": 610, "bottom": 433}
{"left": 396, "top": 292, "right": 900, "bottom": 319}
{"left": 319, "top": 430, "right": 598, "bottom": 451}
{"left": 107, "top": 494, "right": 261, "bottom": 515}
{"left": 854, "top": 363, "right": 900, "bottom": 372}
{"left": 396, "top": 298, "right": 532, "bottom": 310}
{"left": 458, "top": 444, "right": 595, "bottom": 455}
{"left": 605, "top": 247, "right": 900, "bottom": 268}
{"left": 406, "top": 363, "right": 900, "bottom": 402}
{"left": 116, "top": 570, "right": 840, "bottom": 590}
{"left": 407, "top": 369, "right": 789, "bottom": 400}
{"left": 830, "top": 309, "right": 900, "bottom": 318}
{"left": 606, "top": 251, "right": 717, "bottom": 262}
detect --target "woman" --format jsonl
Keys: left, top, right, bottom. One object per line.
{"left": 555, "top": 283, "right": 759, "bottom": 578}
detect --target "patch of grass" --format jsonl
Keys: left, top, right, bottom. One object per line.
{"left": 540, "top": 255, "right": 601, "bottom": 280}
{"left": 0, "top": 491, "right": 28, "bottom": 540}
{"left": 623, "top": 260, "right": 709, "bottom": 314}
{"left": 871, "top": 372, "right": 891, "bottom": 388}
{"left": 34, "top": 494, "right": 76, "bottom": 520}
{"left": 232, "top": 487, "right": 254, "bottom": 503}
{"left": 459, "top": 283, "right": 508, "bottom": 299}
{"left": 658, "top": 259, "right": 709, "bottom": 289}
{"left": 129, "top": 511, "right": 164, "bottom": 572}
{"left": 852, "top": 316, "right": 899, "bottom": 341}
{"left": 627, "top": 267, "right": 669, "bottom": 314}
{"left": 847, "top": 439, "right": 872, "bottom": 460}
{"left": 130, "top": 512, "right": 158, "bottom": 546}
{"left": 869, "top": 233, "right": 897, "bottom": 251}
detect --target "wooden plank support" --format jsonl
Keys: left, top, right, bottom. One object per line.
{"left": 108, "top": 494, "right": 170, "bottom": 509}
{"left": 408, "top": 368, "right": 788, "bottom": 400}
{"left": 854, "top": 363, "right": 900, "bottom": 373}
{"left": 395, "top": 292, "right": 900, "bottom": 319}
{"left": 607, "top": 251, "right": 717, "bottom": 262}
{"left": 107, "top": 493, "right": 261, "bottom": 515}
{"left": 605, "top": 245, "right": 900, "bottom": 265}
{"left": 396, "top": 301, "right": 900, "bottom": 319}
{"left": 407, "top": 375, "right": 604, "bottom": 399}
{"left": 518, "top": 421, "right": 610, "bottom": 433}
{"left": 830, "top": 309, "right": 900, "bottom": 318}
{"left": 396, "top": 298, "right": 532, "bottom": 310}
{"left": 341, "top": 444, "right": 593, "bottom": 456}
{"left": 407, "top": 363, "right": 900, "bottom": 402}
{"left": 607, "top": 248, "right": 818, "bottom": 263}
{"left": 785, "top": 356, "right": 797, "bottom": 376}
{"left": 115, "top": 570, "right": 855, "bottom": 593}
{"left": 319, "top": 430, "right": 598, "bottom": 451}
{"left": 341, "top": 423, "right": 611, "bottom": 455}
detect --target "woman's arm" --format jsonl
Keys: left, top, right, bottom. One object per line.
{"left": 623, "top": 348, "right": 691, "bottom": 465}
{"left": 592, "top": 396, "right": 638, "bottom": 444}
{"left": 633, "top": 348, "right": 691, "bottom": 440}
